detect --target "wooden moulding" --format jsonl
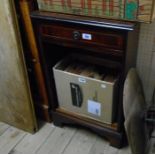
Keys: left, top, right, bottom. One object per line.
{"left": 56, "top": 108, "right": 118, "bottom": 131}
{"left": 19, "top": 0, "right": 51, "bottom": 122}
{"left": 52, "top": 108, "right": 127, "bottom": 148}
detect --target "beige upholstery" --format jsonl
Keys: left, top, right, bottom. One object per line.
{"left": 123, "top": 68, "right": 149, "bottom": 153}
{"left": 123, "top": 68, "right": 146, "bottom": 119}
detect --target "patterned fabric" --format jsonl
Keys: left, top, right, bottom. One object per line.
{"left": 37, "top": 0, "right": 154, "bottom": 22}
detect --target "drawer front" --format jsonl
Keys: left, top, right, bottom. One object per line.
{"left": 40, "top": 24, "right": 125, "bottom": 51}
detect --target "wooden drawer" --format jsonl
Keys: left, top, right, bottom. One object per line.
{"left": 40, "top": 24, "right": 125, "bottom": 51}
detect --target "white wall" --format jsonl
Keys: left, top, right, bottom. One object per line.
{"left": 137, "top": 21, "right": 155, "bottom": 104}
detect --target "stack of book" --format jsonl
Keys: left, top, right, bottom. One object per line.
{"left": 37, "top": 0, "right": 155, "bottom": 23}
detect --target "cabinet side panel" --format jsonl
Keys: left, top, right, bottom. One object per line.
{"left": 125, "top": 25, "right": 140, "bottom": 75}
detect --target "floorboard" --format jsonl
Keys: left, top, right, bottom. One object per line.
{"left": 36, "top": 126, "right": 76, "bottom": 154}
{"left": 63, "top": 128, "right": 97, "bottom": 154}
{"left": 89, "top": 136, "right": 109, "bottom": 154}
{"left": 12, "top": 123, "right": 55, "bottom": 154}
{"left": 117, "top": 146, "right": 131, "bottom": 154}
{"left": 0, "top": 121, "right": 154, "bottom": 154}
{"left": 9, "top": 149, "right": 23, "bottom": 154}
{"left": 0, "top": 127, "right": 26, "bottom": 154}
{"left": 0, "top": 122, "right": 10, "bottom": 135}
{"left": 103, "top": 143, "right": 119, "bottom": 154}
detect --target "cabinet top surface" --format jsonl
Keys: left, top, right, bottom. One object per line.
{"left": 31, "top": 11, "right": 137, "bottom": 31}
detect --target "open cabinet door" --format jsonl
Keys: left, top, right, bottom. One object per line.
{"left": 0, "top": 0, "right": 37, "bottom": 133}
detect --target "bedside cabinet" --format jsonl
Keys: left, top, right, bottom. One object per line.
{"left": 31, "top": 11, "right": 139, "bottom": 148}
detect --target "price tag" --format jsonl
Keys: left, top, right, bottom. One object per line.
{"left": 82, "top": 33, "right": 92, "bottom": 40}
{"left": 78, "top": 77, "right": 86, "bottom": 83}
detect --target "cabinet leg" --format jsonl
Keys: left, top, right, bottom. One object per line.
{"left": 52, "top": 111, "right": 127, "bottom": 149}
{"left": 53, "top": 119, "right": 64, "bottom": 127}
{"left": 108, "top": 134, "right": 127, "bottom": 149}
{"left": 109, "top": 137, "right": 122, "bottom": 148}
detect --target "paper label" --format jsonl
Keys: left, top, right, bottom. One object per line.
{"left": 82, "top": 33, "right": 92, "bottom": 40}
{"left": 101, "top": 84, "right": 106, "bottom": 89}
{"left": 78, "top": 77, "right": 86, "bottom": 83}
{"left": 87, "top": 100, "right": 101, "bottom": 116}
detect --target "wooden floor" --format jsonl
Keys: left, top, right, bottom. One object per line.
{"left": 0, "top": 121, "right": 154, "bottom": 154}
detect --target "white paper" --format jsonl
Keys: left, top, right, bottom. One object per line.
{"left": 87, "top": 100, "right": 101, "bottom": 116}
{"left": 82, "top": 33, "right": 92, "bottom": 40}
{"left": 101, "top": 84, "right": 107, "bottom": 89}
{"left": 78, "top": 77, "right": 86, "bottom": 83}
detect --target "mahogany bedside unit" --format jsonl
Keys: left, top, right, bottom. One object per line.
{"left": 31, "top": 11, "right": 139, "bottom": 148}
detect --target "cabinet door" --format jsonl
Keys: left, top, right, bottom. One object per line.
{"left": 0, "top": 0, "right": 37, "bottom": 133}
